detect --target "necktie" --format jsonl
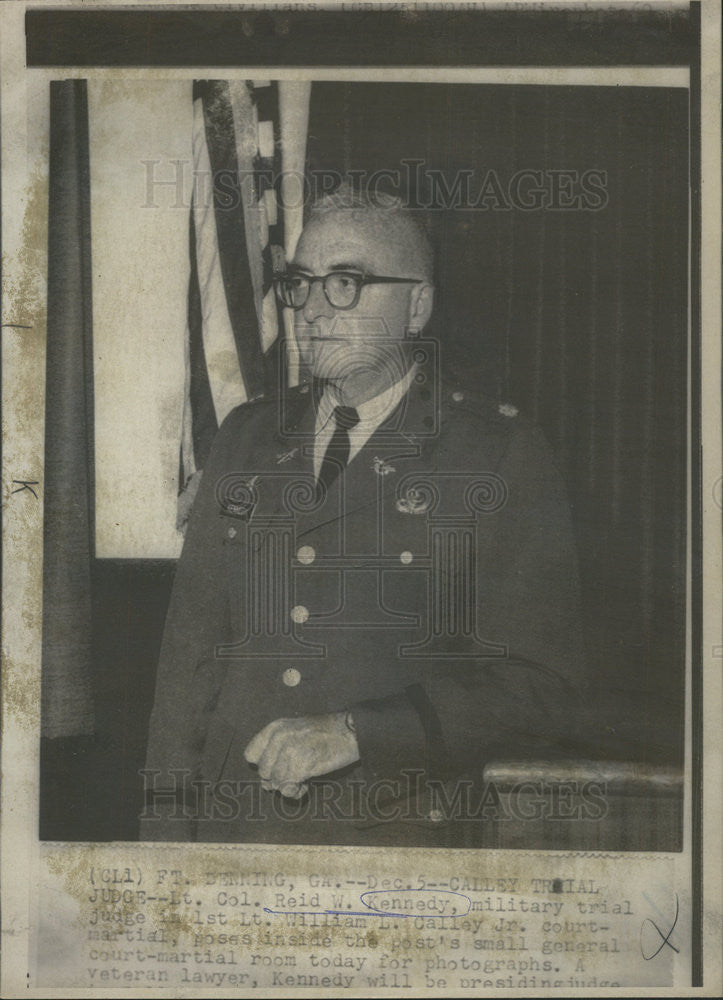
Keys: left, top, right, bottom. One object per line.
{"left": 317, "top": 405, "right": 360, "bottom": 496}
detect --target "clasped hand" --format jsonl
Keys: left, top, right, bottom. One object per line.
{"left": 244, "top": 712, "right": 360, "bottom": 799}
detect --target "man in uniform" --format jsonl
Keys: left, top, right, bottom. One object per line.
{"left": 142, "top": 187, "right": 585, "bottom": 845}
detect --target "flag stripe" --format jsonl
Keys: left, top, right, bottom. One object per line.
{"left": 279, "top": 81, "right": 313, "bottom": 388}
{"left": 227, "top": 81, "right": 265, "bottom": 333}
{"left": 253, "top": 80, "right": 277, "bottom": 123}
{"left": 200, "top": 81, "right": 266, "bottom": 400}
{"left": 264, "top": 81, "right": 284, "bottom": 249}
{"left": 192, "top": 92, "right": 248, "bottom": 427}
{"left": 178, "top": 79, "right": 310, "bottom": 527}
{"left": 254, "top": 81, "right": 285, "bottom": 349}
{"left": 257, "top": 119, "right": 275, "bottom": 158}
{"left": 249, "top": 80, "right": 284, "bottom": 354}
{"left": 186, "top": 206, "right": 219, "bottom": 469}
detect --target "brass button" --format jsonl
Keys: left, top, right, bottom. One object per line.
{"left": 227, "top": 526, "right": 237, "bottom": 539}
{"left": 282, "top": 668, "right": 301, "bottom": 687}
{"left": 290, "top": 605, "right": 309, "bottom": 624}
{"left": 400, "top": 551, "right": 413, "bottom": 564}
{"left": 297, "top": 545, "right": 316, "bottom": 565}
{"left": 452, "top": 391, "right": 464, "bottom": 403}
{"left": 428, "top": 808, "right": 444, "bottom": 823}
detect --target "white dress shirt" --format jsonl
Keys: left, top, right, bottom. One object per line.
{"left": 313, "top": 366, "right": 416, "bottom": 479}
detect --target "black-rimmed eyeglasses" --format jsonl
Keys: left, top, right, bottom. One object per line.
{"left": 274, "top": 271, "right": 423, "bottom": 311}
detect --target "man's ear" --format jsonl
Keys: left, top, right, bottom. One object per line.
{"left": 408, "top": 282, "right": 434, "bottom": 332}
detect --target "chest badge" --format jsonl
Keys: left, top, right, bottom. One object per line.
{"left": 372, "top": 456, "right": 396, "bottom": 477}
{"left": 216, "top": 473, "right": 259, "bottom": 520}
{"left": 396, "top": 485, "right": 432, "bottom": 515}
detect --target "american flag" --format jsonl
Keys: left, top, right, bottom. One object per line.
{"left": 177, "top": 79, "right": 310, "bottom": 529}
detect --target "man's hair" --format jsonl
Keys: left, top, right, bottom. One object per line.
{"left": 307, "top": 182, "right": 434, "bottom": 283}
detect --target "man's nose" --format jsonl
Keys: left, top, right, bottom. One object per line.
{"left": 302, "top": 278, "right": 335, "bottom": 323}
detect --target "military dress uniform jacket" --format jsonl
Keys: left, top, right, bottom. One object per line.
{"left": 142, "top": 376, "right": 586, "bottom": 845}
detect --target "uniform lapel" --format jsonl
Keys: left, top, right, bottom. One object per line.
{"left": 241, "top": 387, "right": 316, "bottom": 546}
{"left": 250, "top": 378, "right": 439, "bottom": 539}
{"left": 318, "top": 380, "right": 438, "bottom": 554}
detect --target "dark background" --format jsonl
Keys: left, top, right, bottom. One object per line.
{"left": 306, "top": 81, "right": 689, "bottom": 763}
{"left": 40, "top": 81, "right": 689, "bottom": 843}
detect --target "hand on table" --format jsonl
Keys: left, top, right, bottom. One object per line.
{"left": 244, "top": 712, "right": 360, "bottom": 799}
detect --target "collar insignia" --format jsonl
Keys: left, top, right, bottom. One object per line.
{"left": 276, "top": 447, "right": 299, "bottom": 465}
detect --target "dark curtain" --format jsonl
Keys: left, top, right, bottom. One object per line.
{"left": 41, "top": 80, "right": 95, "bottom": 738}
{"left": 307, "top": 83, "right": 688, "bottom": 764}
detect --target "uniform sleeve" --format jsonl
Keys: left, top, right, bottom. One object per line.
{"left": 349, "top": 419, "right": 587, "bottom": 787}
{"left": 140, "top": 411, "right": 243, "bottom": 841}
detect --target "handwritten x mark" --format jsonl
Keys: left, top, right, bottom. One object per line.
{"left": 640, "top": 892, "right": 679, "bottom": 960}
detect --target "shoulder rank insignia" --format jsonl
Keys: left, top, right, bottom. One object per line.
{"left": 498, "top": 402, "right": 519, "bottom": 418}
